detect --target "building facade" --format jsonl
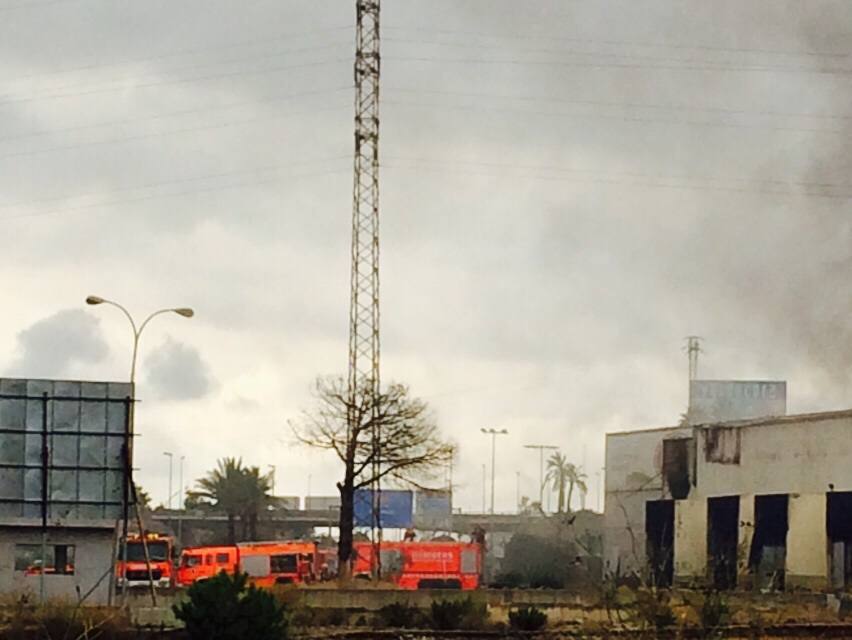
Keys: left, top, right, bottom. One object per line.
{"left": 604, "top": 410, "right": 852, "bottom": 591}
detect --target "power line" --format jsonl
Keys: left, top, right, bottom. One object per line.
{"left": 0, "top": 42, "right": 350, "bottom": 102}
{"left": 384, "top": 25, "right": 850, "bottom": 60}
{"left": 0, "top": 58, "right": 350, "bottom": 107}
{"left": 386, "top": 86, "right": 852, "bottom": 123}
{"left": 0, "top": 26, "right": 350, "bottom": 84}
{"left": 0, "top": 86, "right": 350, "bottom": 145}
{"left": 0, "top": 103, "right": 351, "bottom": 161}
{"left": 0, "top": 165, "right": 352, "bottom": 222}
{"left": 0, "top": 155, "right": 350, "bottom": 210}
{"left": 383, "top": 99, "right": 851, "bottom": 136}
{"left": 387, "top": 54, "right": 852, "bottom": 77}
{"left": 384, "top": 36, "right": 852, "bottom": 74}
{"left": 382, "top": 158, "right": 852, "bottom": 201}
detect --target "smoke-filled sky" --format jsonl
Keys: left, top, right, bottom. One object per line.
{"left": 1, "top": 0, "right": 850, "bottom": 514}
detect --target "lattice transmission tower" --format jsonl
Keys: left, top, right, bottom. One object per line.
{"left": 348, "top": 0, "right": 382, "bottom": 571}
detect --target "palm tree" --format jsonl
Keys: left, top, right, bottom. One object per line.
{"left": 546, "top": 453, "right": 588, "bottom": 514}
{"left": 192, "top": 458, "right": 272, "bottom": 543}
{"left": 239, "top": 465, "right": 272, "bottom": 541}
{"left": 565, "top": 464, "right": 588, "bottom": 513}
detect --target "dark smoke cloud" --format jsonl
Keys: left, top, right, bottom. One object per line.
{"left": 143, "top": 338, "right": 216, "bottom": 401}
{"left": 8, "top": 309, "right": 109, "bottom": 378}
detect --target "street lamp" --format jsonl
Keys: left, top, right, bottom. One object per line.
{"left": 85, "top": 296, "right": 194, "bottom": 384}
{"left": 523, "top": 444, "right": 558, "bottom": 507}
{"left": 163, "top": 452, "right": 173, "bottom": 509}
{"left": 268, "top": 465, "right": 276, "bottom": 497}
{"left": 481, "top": 428, "right": 508, "bottom": 514}
{"left": 86, "top": 295, "right": 193, "bottom": 604}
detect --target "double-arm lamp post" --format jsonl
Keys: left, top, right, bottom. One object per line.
{"left": 86, "top": 295, "right": 193, "bottom": 604}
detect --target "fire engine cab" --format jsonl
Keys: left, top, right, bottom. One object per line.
{"left": 176, "top": 541, "right": 319, "bottom": 588}
{"left": 353, "top": 541, "right": 482, "bottom": 590}
{"left": 116, "top": 533, "right": 174, "bottom": 589}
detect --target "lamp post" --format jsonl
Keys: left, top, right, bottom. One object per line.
{"left": 524, "top": 444, "right": 558, "bottom": 506}
{"left": 481, "top": 428, "right": 508, "bottom": 514}
{"left": 86, "top": 295, "right": 193, "bottom": 604}
{"left": 268, "top": 464, "right": 276, "bottom": 497}
{"left": 163, "top": 452, "right": 173, "bottom": 509}
{"left": 179, "top": 456, "right": 185, "bottom": 511}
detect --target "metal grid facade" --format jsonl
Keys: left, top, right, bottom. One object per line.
{"left": 0, "top": 378, "right": 132, "bottom": 524}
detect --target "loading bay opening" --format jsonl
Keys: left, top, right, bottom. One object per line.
{"left": 828, "top": 491, "right": 852, "bottom": 589}
{"left": 707, "top": 495, "right": 739, "bottom": 590}
{"left": 750, "top": 494, "right": 789, "bottom": 591}
{"left": 646, "top": 499, "right": 674, "bottom": 588}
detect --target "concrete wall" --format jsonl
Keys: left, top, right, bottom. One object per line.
{"left": 604, "top": 425, "right": 690, "bottom": 578}
{"left": 673, "top": 498, "right": 706, "bottom": 585}
{"left": 787, "top": 493, "right": 828, "bottom": 590}
{"left": 0, "top": 525, "right": 116, "bottom": 605}
{"left": 605, "top": 410, "right": 852, "bottom": 591}
{"left": 696, "top": 413, "right": 852, "bottom": 497}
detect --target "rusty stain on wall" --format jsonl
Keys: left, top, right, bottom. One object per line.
{"left": 704, "top": 425, "right": 742, "bottom": 464}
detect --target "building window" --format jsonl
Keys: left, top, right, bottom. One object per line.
{"left": 14, "top": 544, "right": 76, "bottom": 575}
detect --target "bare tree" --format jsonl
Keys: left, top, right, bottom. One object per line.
{"left": 294, "top": 376, "right": 453, "bottom": 574}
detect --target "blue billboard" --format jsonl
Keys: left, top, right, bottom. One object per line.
{"left": 353, "top": 489, "right": 413, "bottom": 528}
{"left": 415, "top": 490, "right": 452, "bottom": 529}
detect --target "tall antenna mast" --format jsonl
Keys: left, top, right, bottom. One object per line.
{"left": 684, "top": 336, "right": 703, "bottom": 381}
{"left": 348, "top": 0, "right": 382, "bottom": 575}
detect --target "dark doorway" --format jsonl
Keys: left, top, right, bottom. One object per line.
{"left": 646, "top": 499, "right": 674, "bottom": 588}
{"left": 707, "top": 496, "right": 739, "bottom": 590}
{"left": 749, "top": 494, "right": 788, "bottom": 591}
{"left": 663, "top": 438, "right": 691, "bottom": 499}
{"left": 827, "top": 492, "right": 852, "bottom": 589}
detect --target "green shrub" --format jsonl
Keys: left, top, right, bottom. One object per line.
{"left": 508, "top": 605, "right": 548, "bottom": 631}
{"left": 430, "top": 596, "right": 488, "bottom": 630}
{"left": 491, "top": 571, "right": 525, "bottom": 589}
{"left": 377, "top": 602, "right": 425, "bottom": 628}
{"left": 700, "top": 590, "right": 729, "bottom": 632}
{"left": 173, "top": 572, "right": 289, "bottom": 640}
{"left": 528, "top": 571, "right": 564, "bottom": 589}
{"left": 634, "top": 589, "right": 676, "bottom": 631}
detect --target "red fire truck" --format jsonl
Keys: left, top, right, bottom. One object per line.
{"left": 116, "top": 533, "right": 175, "bottom": 589}
{"left": 176, "top": 541, "right": 319, "bottom": 588}
{"left": 176, "top": 545, "right": 238, "bottom": 586}
{"left": 352, "top": 541, "right": 482, "bottom": 590}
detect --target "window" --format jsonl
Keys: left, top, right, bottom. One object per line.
{"left": 14, "top": 544, "right": 75, "bottom": 575}
{"left": 216, "top": 553, "right": 230, "bottom": 564}
{"left": 270, "top": 554, "right": 297, "bottom": 574}
{"left": 183, "top": 555, "right": 202, "bottom": 567}
{"left": 125, "top": 540, "right": 169, "bottom": 562}
{"left": 205, "top": 554, "right": 213, "bottom": 565}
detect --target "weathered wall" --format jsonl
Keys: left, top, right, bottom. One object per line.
{"left": 0, "top": 526, "right": 116, "bottom": 605}
{"left": 673, "top": 498, "right": 706, "bottom": 585}
{"left": 737, "top": 493, "right": 755, "bottom": 586}
{"left": 606, "top": 411, "right": 852, "bottom": 591}
{"left": 787, "top": 493, "right": 828, "bottom": 589}
{"left": 696, "top": 413, "right": 852, "bottom": 497}
{"left": 604, "top": 425, "right": 690, "bottom": 577}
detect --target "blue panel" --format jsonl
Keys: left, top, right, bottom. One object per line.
{"left": 353, "top": 489, "right": 413, "bottom": 528}
{"left": 416, "top": 490, "right": 451, "bottom": 516}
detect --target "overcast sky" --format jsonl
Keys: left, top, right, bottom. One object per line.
{"left": 1, "top": 0, "right": 850, "bottom": 514}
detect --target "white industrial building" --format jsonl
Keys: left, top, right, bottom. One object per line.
{"left": 604, "top": 381, "right": 852, "bottom": 592}
{"left": 0, "top": 378, "right": 131, "bottom": 605}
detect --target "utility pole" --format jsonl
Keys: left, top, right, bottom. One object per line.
{"left": 684, "top": 336, "right": 703, "bottom": 423}
{"left": 481, "top": 428, "right": 508, "bottom": 514}
{"left": 163, "top": 452, "right": 173, "bottom": 509}
{"left": 685, "top": 336, "right": 703, "bottom": 381}
{"left": 524, "top": 444, "right": 558, "bottom": 506}
{"left": 348, "top": 0, "right": 382, "bottom": 577}
{"left": 481, "top": 464, "right": 486, "bottom": 513}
